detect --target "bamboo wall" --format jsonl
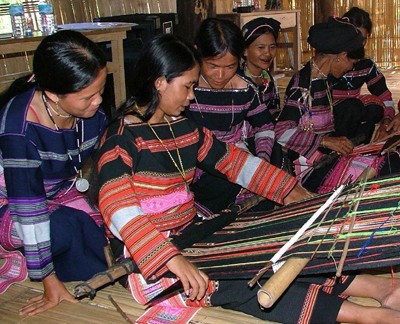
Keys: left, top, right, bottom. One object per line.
{"left": 1, "top": 0, "right": 399, "bottom": 86}
{"left": 52, "top": 0, "right": 176, "bottom": 24}
{"left": 283, "top": 0, "right": 400, "bottom": 67}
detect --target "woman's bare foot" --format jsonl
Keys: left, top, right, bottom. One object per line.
{"left": 337, "top": 300, "right": 400, "bottom": 324}
{"left": 380, "top": 277, "right": 400, "bottom": 311}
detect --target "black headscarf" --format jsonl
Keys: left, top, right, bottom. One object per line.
{"left": 242, "top": 17, "right": 281, "bottom": 43}
{"left": 307, "top": 16, "right": 364, "bottom": 54}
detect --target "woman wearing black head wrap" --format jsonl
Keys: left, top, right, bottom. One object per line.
{"left": 240, "top": 17, "right": 282, "bottom": 118}
{"left": 275, "top": 16, "right": 399, "bottom": 193}
{"left": 238, "top": 17, "right": 288, "bottom": 197}
{"left": 332, "top": 7, "right": 397, "bottom": 142}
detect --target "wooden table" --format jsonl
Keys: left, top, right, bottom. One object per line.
{"left": 217, "top": 10, "right": 302, "bottom": 72}
{"left": 0, "top": 25, "right": 132, "bottom": 108}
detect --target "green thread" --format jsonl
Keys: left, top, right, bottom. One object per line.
{"left": 335, "top": 229, "right": 399, "bottom": 240}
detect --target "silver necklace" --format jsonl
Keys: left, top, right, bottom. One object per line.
{"left": 42, "top": 92, "right": 89, "bottom": 193}
{"left": 244, "top": 64, "right": 263, "bottom": 78}
{"left": 311, "top": 58, "right": 328, "bottom": 78}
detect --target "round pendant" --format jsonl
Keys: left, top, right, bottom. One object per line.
{"left": 76, "top": 177, "right": 90, "bottom": 193}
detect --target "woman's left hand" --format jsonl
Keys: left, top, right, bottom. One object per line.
{"left": 283, "top": 184, "right": 315, "bottom": 205}
{"left": 166, "top": 255, "right": 209, "bottom": 301}
{"left": 19, "top": 273, "right": 77, "bottom": 316}
{"left": 374, "top": 121, "right": 391, "bottom": 142}
{"left": 386, "top": 114, "right": 400, "bottom": 133}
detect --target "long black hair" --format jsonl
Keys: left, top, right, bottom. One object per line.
{"left": 89, "top": 34, "right": 200, "bottom": 204}
{"left": 194, "top": 18, "right": 245, "bottom": 61}
{"left": 120, "top": 33, "right": 200, "bottom": 122}
{"left": 0, "top": 30, "right": 106, "bottom": 107}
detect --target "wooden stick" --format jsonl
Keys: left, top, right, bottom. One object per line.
{"left": 104, "top": 244, "right": 115, "bottom": 268}
{"left": 335, "top": 169, "right": 372, "bottom": 277}
{"left": 252, "top": 185, "right": 346, "bottom": 307}
{"left": 257, "top": 257, "right": 310, "bottom": 308}
{"left": 271, "top": 185, "right": 345, "bottom": 264}
{"left": 380, "top": 134, "right": 400, "bottom": 155}
{"left": 108, "top": 295, "right": 133, "bottom": 323}
{"left": 74, "top": 258, "right": 136, "bottom": 299}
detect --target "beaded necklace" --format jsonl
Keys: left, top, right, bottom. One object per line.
{"left": 244, "top": 64, "right": 281, "bottom": 119}
{"left": 311, "top": 59, "right": 334, "bottom": 114}
{"left": 311, "top": 58, "right": 328, "bottom": 78}
{"left": 136, "top": 106, "right": 189, "bottom": 192}
{"left": 42, "top": 92, "right": 89, "bottom": 192}
{"left": 300, "top": 59, "right": 334, "bottom": 132}
{"left": 244, "top": 64, "right": 271, "bottom": 92}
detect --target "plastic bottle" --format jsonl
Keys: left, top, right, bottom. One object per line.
{"left": 38, "top": 0, "right": 55, "bottom": 35}
{"left": 9, "top": 1, "right": 26, "bottom": 38}
{"left": 25, "top": 17, "right": 33, "bottom": 37}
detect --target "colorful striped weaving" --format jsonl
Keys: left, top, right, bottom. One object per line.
{"left": 182, "top": 174, "right": 400, "bottom": 279}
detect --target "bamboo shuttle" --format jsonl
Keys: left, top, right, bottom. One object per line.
{"left": 254, "top": 185, "right": 345, "bottom": 306}
{"left": 257, "top": 257, "right": 310, "bottom": 308}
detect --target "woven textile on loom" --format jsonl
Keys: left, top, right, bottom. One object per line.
{"left": 181, "top": 174, "right": 400, "bottom": 279}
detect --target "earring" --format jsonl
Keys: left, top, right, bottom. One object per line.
{"left": 335, "top": 57, "right": 340, "bottom": 62}
{"left": 194, "top": 0, "right": 201, "bottom": 14}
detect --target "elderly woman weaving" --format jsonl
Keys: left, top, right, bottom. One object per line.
{"left": 275, "top": 16, "right": 400, "bottom": 194}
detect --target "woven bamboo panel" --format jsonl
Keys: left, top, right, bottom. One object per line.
{"left": 0, "top": 53, "right": 33, "bottom": 94}
{"left": 282, "top": 0, "right": 400, "bottom": 67}
{"left": 51, "top": 0, "right": 176, "bottom": 24}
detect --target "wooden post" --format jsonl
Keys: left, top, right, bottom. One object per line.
{"left": 176, "top": 0, "right": 216, "bottom": 44}
{"left": 314, "top": 0, "right": 334, "bottom": 24}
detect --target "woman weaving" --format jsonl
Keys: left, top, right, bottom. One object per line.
{"left": 94, "top": 33, "right": 400, "bottom": 324}
{"left": 275, "top": 16, "right": 400, "bottom": 194}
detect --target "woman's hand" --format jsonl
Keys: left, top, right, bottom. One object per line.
{"left": 386, "top": 115, "right": 400, "bottom": 133}
{"left": 283, "top": 184, "right": 315, "bottom": 205}
{"left": 166, "top": 255, "right": 209, "bottom": 301}
{"left": 374, "top": 121, "right": 391, "bottom": 142}
{"left": 321, "top": 136, "right": 353, "bottom": 156}
{"left": 19, "top": 273, "right": 77, "bottom": 316}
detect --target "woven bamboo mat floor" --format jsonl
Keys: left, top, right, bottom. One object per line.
{"left": 1, "top": 270, "right": 398, "bottom": 324}
{"left": 0, "top": 279, "right": 269, "bottom": 324}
